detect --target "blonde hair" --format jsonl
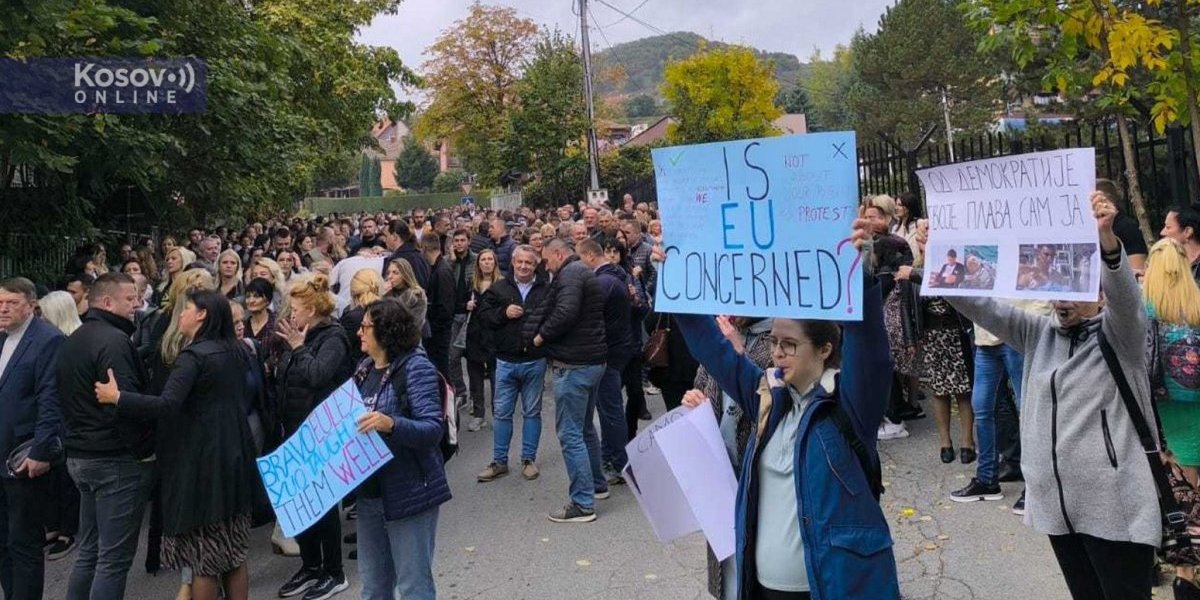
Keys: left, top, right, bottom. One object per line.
{"left": 218, "top": 248, "right": 243, "bottom": 289}
{"left": 386, "top": 258, "right": 421, "bottom": 294}
{"left": 864, "top": 195, "right": 897, "bottom": 223}
{"left": 350, "top": 268, "right": 383, "bottom": 308}
{"left": 288, "top": 272, "right": 336, "bottom": 317}
{"left": 473, "top": 249, "right": 499, "bottom": 293}
{"left": 38, "top": 291, "right": 82, "bottom": 335}
{"left": 1144, "top": 238, "right": 1200, "bottom": 327}
{"left": 169, "top": 247, "right": 197, "bottom": 271}
{"left": 161, "top": 268, "right": 216, "bottom": 365}
{"left": 250, "top": 257, "right": 286, "bottom": 293}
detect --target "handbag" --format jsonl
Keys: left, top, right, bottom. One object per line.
{"left": 453, "top": 314, "right": 469, "bottom": 350}
{"left": 1099, "top": 330, "right": 1200, "bottom": 565}
{"left": 643, "top": 315, "right": 670, "bottom": 368}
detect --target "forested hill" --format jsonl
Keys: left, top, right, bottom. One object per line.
{"left": 594, "top": 32, "right": 807, "bottom": 98}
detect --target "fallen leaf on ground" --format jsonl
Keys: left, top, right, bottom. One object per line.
{"left": 576, "top": 560, "right": 592, "bottom": 567}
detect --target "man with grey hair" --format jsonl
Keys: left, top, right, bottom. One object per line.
{"left": 197, "top": 235, "right": 221, "bottom": 275}
{"left": 0, "top": 277, "right": 65, "bottom": 599}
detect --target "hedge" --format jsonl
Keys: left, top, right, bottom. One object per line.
{"left": 303, "top": 193, "right": 466, "bottom": 215}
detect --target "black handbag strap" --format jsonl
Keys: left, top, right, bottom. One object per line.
{"left": 1098, "top": 329, "right": 1187, "bottom": 532}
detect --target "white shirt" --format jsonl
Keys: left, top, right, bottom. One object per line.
{"left": 330, "top": 255, "right": 384, "bottom": 317}
{"left": 516, "top": 279, "right": 534, "bottom": 302}
{"left": 0, "top": 316, "right": 32, "bottom": 381}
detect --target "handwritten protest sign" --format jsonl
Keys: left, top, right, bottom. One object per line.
{"left": 257, "top": 380, "right": 392, "bottom": 537}
{"left": 624, "top": 404, "right": 738, "bottom": 560}
{"left": 916, "top": 149, "right": 1099, "bottom": 301}
{"left": 652, "top": 132, "right": 862, "bottom": 320}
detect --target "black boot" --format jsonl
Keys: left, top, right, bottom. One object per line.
{"left": 1175, "top": 576, "right": 1200, "bottom": 600}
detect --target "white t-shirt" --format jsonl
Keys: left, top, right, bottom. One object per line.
{"left": 330, "top": 255, "right": 384, "bottom": 317}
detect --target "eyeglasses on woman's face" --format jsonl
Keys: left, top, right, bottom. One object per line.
{"left": 766, "top": 335, "right": 809, "bottom": 357}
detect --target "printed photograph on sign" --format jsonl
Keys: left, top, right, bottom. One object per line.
{"left": 1016, "top": 243, "right": 1098, "bottom": 294}
{"left": 962, "top": 246, "right": 999, "bottom": 290}
{"left": 926, "top": 244, "right": 968, "bottom": 289}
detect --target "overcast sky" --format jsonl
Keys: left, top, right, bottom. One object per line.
{"left": 359, "top": 0, "right": 895, "bottom": 98}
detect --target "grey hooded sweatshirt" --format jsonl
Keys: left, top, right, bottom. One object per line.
{"left": 948, "top": 252, "right": 1161, "bottom": 548}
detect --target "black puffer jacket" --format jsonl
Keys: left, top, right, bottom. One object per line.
{"left": 477, "top": 274, "right": 550, "bottom": 363}
{"left": 594, "top": 263, "right": 633, "bottom": 369}
{"left": 274, "top": 319, "right": 353, "bottom": 434}
{"left": 523, "top": 256, "right": 607, "bottom": 365}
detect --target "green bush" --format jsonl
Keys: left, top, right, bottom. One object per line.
{"left": 304, "top": 193, "right": 465, "bottom": 215}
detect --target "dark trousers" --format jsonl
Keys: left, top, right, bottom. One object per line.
{"left": 0, "top": 474, "right": 50, "bottom": 600}
{"left": 1048, "top": 533, "right": 1155, "bottom": 600}
{"left": 467, "top": 358, "right": 494, "bottom": 419}
{"left": 297, "top": 507, "right": 343, "bottom": 578}
{"left": 752, "top": 582, "right": 811, "bottom": 600}
{"left": 997, "top": 381, "right": 1022, "bottom": 467}
{"left": 427, "top": 329, "right": 451, "bottom": 381}
{"left": 660, "top": 381, "right": 689, "bottom": 411}
{"left": 622, "top": 355, "right": 647, "bottom": 440}
{"left": 45, "top": 467, "right": 79, "bottom": 537}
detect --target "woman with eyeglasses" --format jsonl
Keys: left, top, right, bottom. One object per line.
{"left": 351, "top": 299, "right": 451, "bottom": 600}
{"left": 673, "top": 216, "right": 900, "bottom": 600}
{"left": 273, "top": 274, "right": 354, "bottom": 599}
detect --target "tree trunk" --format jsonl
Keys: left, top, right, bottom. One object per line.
{"left": 1115, "top": 112, "right": 1155, "bottom": 243}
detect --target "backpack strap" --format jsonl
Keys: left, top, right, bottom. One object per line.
{"left": 1097, "top": 329, "right": 1186, "bottom": 533}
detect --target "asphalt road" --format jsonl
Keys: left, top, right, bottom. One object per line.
{"left": 45, "top": 387, "right": 1171, "bottom": 599}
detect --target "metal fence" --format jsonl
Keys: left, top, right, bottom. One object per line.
{"left": 857, "top": 121, "right": 1200, "bottom": 226}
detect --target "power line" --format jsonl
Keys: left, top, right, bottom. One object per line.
{"left": 596, "top": 0, "right": 651, "bottom": 28}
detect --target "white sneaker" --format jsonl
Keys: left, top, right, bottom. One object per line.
{"left": 877, "top": 420, "right": 909, "bottom": 440}
{"left": 467, "top": 417, "right": 485, "bottom": 432}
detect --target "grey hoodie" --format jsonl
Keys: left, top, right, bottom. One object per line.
{"left": 948, "top": 253, "right": 1161, "bottom": 547}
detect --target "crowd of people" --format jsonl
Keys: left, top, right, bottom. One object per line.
{"left": 0, "top": 180, "right": 1198, "bottom": 600}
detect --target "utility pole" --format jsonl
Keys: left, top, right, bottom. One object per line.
{"left": 579, "top": 0, "right": 603, "bottom": 199}
{"left": 941, "top": 87, "right": 956, "bottom": 162}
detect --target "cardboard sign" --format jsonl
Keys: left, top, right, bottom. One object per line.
{"left": 916, "top": 149, "right": 1100, "bottom": 301}
{"left": 652, "top": 132, "right": 863, "bottom": 320}
{"left": 256, "top": 380, "right": 393, "bottom": 537}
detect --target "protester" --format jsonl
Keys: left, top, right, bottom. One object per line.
{"left": 447, "top": 229, "right": 476, "bottom": 409}
{"left": 340, "top": 269, "right": 384, "bottom": 368}
{"left": 39, "top": 291, "right": 82, "bottom": 336}
{"left": 675, "top": 215, "right": 901, "bottom": 599}
{"left": 159, "top": 247, "right": 197, "bottom": 299}
{"left": 476, "top": 245, "right": 549, "bottom": 482}
{"left": 421, "top": 233, "right": 454, "bottom": 378}
{"left": 383, "top": 258, "right": 427, "bottom": 335}
{"left": 524, "top": 239, "right": 608, "bottom": 523}
{"left": 1142, "top": 238, "right": 1200, "bottom": 599}
{"left": 455, "top": 250, "right": 493, "bottom": 432}
{"left": 946, "top": 193, "right": 1160, "bottom": 600}
{"left": 95, "top": 289, "right": 257, "bottom": 600}
{"left": 273, "top": 274, "right": 354, "bottom": 600}
{"left": 352, "top": 299, "right": 451, "bottom": 600}
{"left": 1160, "top": 204, "right": 1200, "bottom": 284}
{"left": 0, "top": 277, "right": 65, "bottom": 600}
{"left": 576, "top": 239, "right": 633, "bottom": 486}
{"left": 385, "top": 220, "right": 430, "bottom": 291}
{"left": 218, "top": 249, "right": 245, "bottom": 302}
{"left": 489, "top": 219, "right": 516, "bottom": 276}
{"left": 1096, "top": 179, "right": 1149, "bottom": 270}
{"left": 57, "top": 273, "right": 156, "bottom": 600}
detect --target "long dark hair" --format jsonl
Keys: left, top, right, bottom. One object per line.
{"left": 188, "top": 289, "right": 237, "bottom": 346}
{"left": 896, "top": 192, "right": 924, "bottom": 225}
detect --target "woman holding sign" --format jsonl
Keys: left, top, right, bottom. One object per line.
{"left": 673, "top": 215, "right": 900, "bottom": 600}
{"left": 353, "top": 298, "right": 450, "bottom": 600}
{"left": 94, "top": 289, "right": 258, "bottom": 600}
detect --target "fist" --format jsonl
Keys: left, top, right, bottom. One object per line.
{"left": 681, "top": 389, "right": 708, "bottom": 408}
{"left": 505, "top": 305, "right": 524, "bottom": 319}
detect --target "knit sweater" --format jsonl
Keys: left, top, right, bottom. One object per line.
{"left": 947, "top": 253, "right": 1161, "bottom": 547}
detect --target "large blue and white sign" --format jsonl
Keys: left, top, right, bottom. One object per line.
{"left": 652, "top": 132, "right": 863, "bottom": 320}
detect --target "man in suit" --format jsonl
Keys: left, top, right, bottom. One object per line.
{"left": 0, "top": 277, "right": 65, "bottom": 599}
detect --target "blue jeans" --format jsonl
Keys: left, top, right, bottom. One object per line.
{"left": 66, "top": 457, "right": 155, "bottom": 600}
{"left": 972, "top": 344, "right": 1024, "bottom": 484}
{"left": 552, "top": 363, "right": 606, "bottom": 509}
{"left": 593, "top": 365, "right": 628, "bottom": 471}
{"left": 493, "top": 358, "right": 547, "bottom": 464}
{"left": 356, "top": 498, "right": 438, "bottom": 600}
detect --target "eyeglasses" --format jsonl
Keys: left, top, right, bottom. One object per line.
{"left": 359, "top": 323, "right": 375, "bottom": 331}
{"left": 767, "top": 336, "right": 808, "bottom": 357}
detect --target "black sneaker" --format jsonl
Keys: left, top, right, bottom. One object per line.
{"left": 45, "top": 535, "right": 77, "bottom": 561}
{"left": 278, "top": 567, "right": 322, "bottom": 598}
{"left": 302, "top": 573, "right": 349, "bottom": 600}
{"left": 949, "top": 478, "right": 1003, "bottom": 503}
{"left": 1012, "top": 490, "right": 1026, "bottom": 516}
{"left": 998, "top": 463, "right": 1024, "bottom": 482}
{"left": 548, "top": 503, "right": 597, "bottom": 523}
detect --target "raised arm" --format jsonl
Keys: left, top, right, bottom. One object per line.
{"left": 675, "top": 313, "right": 764, "bottom": 421}
{"left": 837, "top": 279, "right": 893, "bottom": 443}
{"left": 945, "top": 296, "right": 1044, "bottom": 356}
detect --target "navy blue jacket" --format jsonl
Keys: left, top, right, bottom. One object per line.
{"left": 493, "top": 236, "right": 517, "bottom": 277}
{"left": 675, "top": 280, "right": 899, "bottom": 600}
{"left": 0, "top": 318, "right": 64, "bottom": 467}
{"left": 593, "top": 263, "right": 633, "bottom": 370}
{"left": 354, "top": 348, "right": 451, "bottom": 521}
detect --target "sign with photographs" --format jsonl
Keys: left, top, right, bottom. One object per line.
{"left": 915, "top": 149, "right": 1100, "bottom": 301}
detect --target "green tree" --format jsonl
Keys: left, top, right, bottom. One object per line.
{"left": 776, "top": 86, "right": 812, "bottom": 115}
{"left": 850, "top": 0, "right": 998, "bottom": 149}
{"left": 358, "top": 154, "right": 374, "bottom": 196}
{"left": 661, "top": 45, "right": 783, "bottom": 144}
{"left": 433, "top": 170, "right": 467, "bottom": 193}
{"left": 368, "top": 157, "right": 383, "bottom": 197}
{"left": 804, "top": 45, "right": 859, "bottom": 133}
{"left": 394, "top": 138, "right": 440, "bottom": 192}
{"left": 624, "top": 94, "right": 659, "bottom": 118}
{"left": 507, "top": 31, "right": 589, "bottom": 197}
{"left": 416, "top": 3, "right": 538, "bottom": 186}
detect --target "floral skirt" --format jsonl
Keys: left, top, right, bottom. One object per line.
{"left": 161, "top": 513, "right": 251, "bottom": 577}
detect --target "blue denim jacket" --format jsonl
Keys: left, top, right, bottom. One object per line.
{"left": 675, "top": 281, "right": 900, "bottom": 600}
